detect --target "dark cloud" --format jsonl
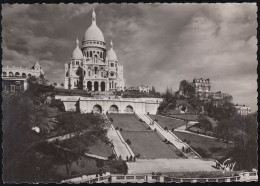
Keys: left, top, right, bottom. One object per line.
{"left": 2, "top": 3, "right": 257, "bottom": 111}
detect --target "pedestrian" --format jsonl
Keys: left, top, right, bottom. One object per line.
{"left": 126, "top": 155, "right": 129, "bottom": 162}
{"left": 133, "top": 156, "right": 136, "bottom": 162}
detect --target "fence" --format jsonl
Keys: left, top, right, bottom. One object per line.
{"left": 62, "top": 171, "right": 257, "bottom": 183}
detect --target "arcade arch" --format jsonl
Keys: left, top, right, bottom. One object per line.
{"left": 125, "top": 105, "right": 134, "bottom": 113}
{"left": 93, "top": 105, "right": 102, "bottom": 114}
{"left": 101, "top": 82, "right": 105, "bottom": 91}
{"left": 94, "top": 81, "right": 98, "bottom": 91}
{"left": 109, "top": 105, "right": 119, "bottom": 113}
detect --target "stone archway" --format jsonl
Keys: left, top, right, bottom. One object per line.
{"left": 125, "top": 105, "right": 134, "bottom": 113}
{"left": 101, "top": 82, "right": 106, "bottom": 92}
{"left": 87, "top": 81, "right": 92, "bottom": 91}
{"left": 109, "top": 105, "right": 119, "bottom": 113}
{"left": 94, "top": 81, "right": 99, "bottom": 91}
{"left": 93, "top": 105, "right": 102, "bottom": 114}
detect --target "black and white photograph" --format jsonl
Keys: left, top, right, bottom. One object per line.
{"left": 1, "top": 2, "right": 258, "bottom": 183}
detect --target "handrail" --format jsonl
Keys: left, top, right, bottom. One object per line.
{"left": 115, "top": 130, "right": 135, "bottom": 157}
{"left": 62, "top": 171, "right": 258, "bottom": 183}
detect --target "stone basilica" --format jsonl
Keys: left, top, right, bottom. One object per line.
{"left": 64, "top": 9, "right": 125, "bottom": 92}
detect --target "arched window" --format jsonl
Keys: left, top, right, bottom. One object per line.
{"left": 28, "top": 74, "right": 31, "bottom": 78}
{"left": 2, "top": 71, "right": 7, "bottom": 77}
{"left": 101, "top": 72, "right": 103, "bottom": 77}
{"left": 94, "top": 67, "right": 98, "bottom": 75}
{"left": 87, "top": 51, "right": 89, "bottom": 58}
{"left": 76, "top": 61, "right": 79, "bottom": 65}
{"left": 88, "top": 71, "right": 91, "bottom": 76}
{"left": 110, "top": 72, "right": 114, "bottom": 77}
{"left": 111, "top": 63, "right": 114, "bottom": 67}
{"left": 22, "top": 73, "right": 26, "bottom": 78}
{"left": 100, "top": 52, "right": 102, "bottom": 58}
{"left": 90, "top": 51, "right": 92, "bottom": 57}
{"left": 15, "top": 72, "right": 20, "bottom": 77}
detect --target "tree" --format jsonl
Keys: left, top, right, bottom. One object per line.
{"left": 215, "top": 113, "right": 257, "bottom": 171}
{"left": 2, "top": 92, "right": 58, "bottom": 182}
{"left": 179, "top": 80, "right": 195, "bottom": 99}
{"left": 76, "top": 66, "right": 84, "bottom": 89}
{"left": 52, "top": 112, "right": 110, "bottom": 175}
{"left": 53, "top": 83, "right": 57, "bottom": 86}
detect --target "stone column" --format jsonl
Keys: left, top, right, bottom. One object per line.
{"left": 106, "top": 82, "right": 109, "bottom": 91}
{"left": 92, "top": 81, "right": 94, "bottom": 91}
{"left": 98, "top": 82, "right": 101, "bottom": 91}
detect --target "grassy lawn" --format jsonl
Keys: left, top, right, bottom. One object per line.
{"left": 121, "top": 131, "right": 181, "bottom": 159}
{"left": 87, "top": 139, "right": 113, "bottom": 158}
{"left": 172, "top": 131, "right": 228, "bottom": 160}
{"left": 54, "top": 157, "right": 126, "bottom": 179}
{"left": 149, "top": 115, "right": 185, "bottom": 129}
{"left": 108, "top": 114, "right": 148, "bottom": 131}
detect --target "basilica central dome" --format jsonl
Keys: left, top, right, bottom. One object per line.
{"left": 83, "top": 9, "right": 105, "bottom": 42}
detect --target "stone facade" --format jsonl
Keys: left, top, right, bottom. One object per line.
{"left": 138, "top": 85, "right": 150, "bottom": 93}
{"left": 193, "top": 78, "right": 211, "bottom": 102}
{"left": 64, "top": 9, "right": 125, "bottom": 92}
{"left": 210, "top": 91, "right": 233, "bottom": 107}
{"left": 2, "top": 61, "right": 44, "bottom": 92}
{"left": 235, "top": 104, "right": 251, "bottom": 115}
{"left": 55, "top": 95, "right": 163, "bottom": 115}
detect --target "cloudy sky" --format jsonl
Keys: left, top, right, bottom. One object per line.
{"left": 2, "top": 3, "right": 257, "bottom": 111}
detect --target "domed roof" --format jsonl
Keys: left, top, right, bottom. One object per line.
{"left": 72, "top": 38, "right": 83, "bottom": 59}
{"left": 83, "top": 9, "right": 105, "bottom": 42}
{"left": 107, "top": 40, "right": 118, "bottom": 61}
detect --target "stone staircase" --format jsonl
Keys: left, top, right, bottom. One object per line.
{"left": 136, "top": 113, "right": 201, "bottom": 159}
{"left": 105, "top": 115, "right": 134, "bottom": 160}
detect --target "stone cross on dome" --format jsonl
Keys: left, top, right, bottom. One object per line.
{"left": 92, "top": 8, "right": 96, "bottom": 23}
{"left": 76, "top": 37, "right": 79, "bottom": 46}
{"left": 110, "top": 40, "right": 113, "bottom": 48}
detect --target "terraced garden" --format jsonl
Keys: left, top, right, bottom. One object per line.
{"left": 87, "top": 139, "right": 113, "bottom": 158}
{"left": 149, "top": 115, "right": 185, "bottom": 129}
{"left": 108, "top": 114, "right": 148, "bottom": 131}
{"left": 121, "top": 131, "right": 181, "bottom": 159}
{"left": 172, "top": 131, "right": 228, "bottom": 159}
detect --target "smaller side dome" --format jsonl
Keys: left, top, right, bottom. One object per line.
{"left": 72, "top": 38, "right": 83, "bottom": 59}
{"left": 107, "top": 40, "right": 118, "bottom": 61}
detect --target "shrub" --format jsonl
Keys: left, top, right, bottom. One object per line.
{"left": 49, "top": 99, "right": 65, "bottom": 112}
{"left": 172, "top": 128, "right": 174, "bottom": 131}
{"left": 120, "top": 128, "right": 123, "bottom": 132}
{"left": 115, "top": 127, "right": 119, "bottom": 130}
{"left": 183, "top": 139, "right": 187, "bottom": 142}
{"left": 164, "top": 127, "right": 168, "bottom": 130}
{"left": 147, "top": 127, "right": 151, "bottom": 130}
{"left": 135, "top": 154, "right": 141, "bottom": 158}
{"left": 108, "top": 154, "right": 116, "bottom": 160}
{"left": 187, "top": 140, "right": 190, "bottom": 144}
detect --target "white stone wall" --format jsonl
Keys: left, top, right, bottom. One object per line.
{"left": 57, "top": 96, "right": 162, "bottom": 115}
